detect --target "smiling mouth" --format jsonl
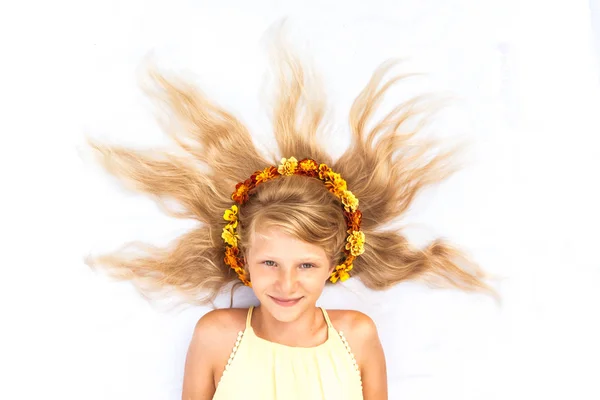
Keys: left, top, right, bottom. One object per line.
{"left": 269, "top": 296, "right": 303, "bottom": 307}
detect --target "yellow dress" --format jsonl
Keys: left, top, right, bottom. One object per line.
{"left": 212, "top": 306, "right": 364, "bottom": 400}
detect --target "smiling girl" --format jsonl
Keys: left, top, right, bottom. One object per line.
{"left": 87, "top": 47, "right": 493, "bottom": 400}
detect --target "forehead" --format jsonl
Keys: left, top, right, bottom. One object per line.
{"left": 248, "top": 226, "right": 328, "bottom": 260}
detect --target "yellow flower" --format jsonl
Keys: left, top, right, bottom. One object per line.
{"left": 318, "top": 164, "right": 331, "bottom": 180}
{"left": 277, "top": 157, "right": 298, "bottom": 176}
{"left": 223, "top": 205, "right": 238, "bottom": 222}
{"left": 329, "top": 264, "right": 351, "bottom": 283}
{"left": 221, "top": 222, "right": 239, "bottom": 247}
{"left": 345, "top": 231, "right": 365, "bottom": 256}
{"left": 340, "top": 190, "right": 359, "bottom": 212}
{"left": 325, "top": 171, "right": 347, "bottom": 195}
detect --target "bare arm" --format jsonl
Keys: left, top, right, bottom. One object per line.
{"left": 181, "top": 313, "right": 219, "bottom": 400}
{"left": 354, "top": 314, "right": 388, "bottom": 400}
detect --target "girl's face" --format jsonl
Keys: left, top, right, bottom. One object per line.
{"left": 246, "top": 226, "right": 334, "bottom": 323}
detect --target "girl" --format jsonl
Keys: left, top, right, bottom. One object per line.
{"left": 87, "top": 47, "right": 493, "bottom": 400}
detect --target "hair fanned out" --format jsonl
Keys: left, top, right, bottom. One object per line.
{"left": 86, "top": 48, "right": 495, "bottom": 306}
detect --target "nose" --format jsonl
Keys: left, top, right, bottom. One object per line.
{"left": 277, "top": 266, "right": 298, "bottom": 294}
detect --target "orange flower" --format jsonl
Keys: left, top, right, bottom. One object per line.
{"left": 233, "top": 265, "right": 244, "bottom": 275}
{"left": 224, "top": 246, "right": 240, "bottom": 267}
{"left": 345, "top": 210, "right": 362, "bottom": 232}
{"left": 277, "top": 157, "right": 298, "bottom": 176}
{"left": 232, "top": 183, "right": 249, "bottom": 204}
{"left": 232, "top": 181, "right": 251, "bottom": 204}
{"left": 299, "top": 159, "right": 318, "bottom": 175}
{"left": 343, "top": 255, "right": 356, "bottom": 266}
{"left": 232, "top": 263, "right": 252, "bottom": 287}
{"left": 255, "top": 166, "right": 279, "bottom": 184}
{"left": 239, "top": 274, "right": 252, "bottom": 287}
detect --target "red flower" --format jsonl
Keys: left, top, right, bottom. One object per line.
{"left": 298, "top": 159, "right": 319, "bottom": 177}
{"left": 345, "top": 210, "right": 362, "bottom": 232}
{"left": 231, "top": 179, "right": 253, "bottom": 204}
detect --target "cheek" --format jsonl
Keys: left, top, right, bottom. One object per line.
{"left": 247, "top": 265, "right": 274, "bottom": 287}
{"left": 302, "top": 272, "right": 330, "bottom": 291}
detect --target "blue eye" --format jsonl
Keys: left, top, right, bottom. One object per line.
{"left": 264, "top": 260, "right": 276, "bottom": 267}
{"left": 300, "top": 263, "right": 314, "bottom": 269}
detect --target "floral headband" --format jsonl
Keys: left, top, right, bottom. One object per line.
{"left": 221, "top": 157, "right": 365, "bottom": 287}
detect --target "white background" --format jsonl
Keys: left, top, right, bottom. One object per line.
{"left": 1, "top": 1, "right": 599, "bottom": 399}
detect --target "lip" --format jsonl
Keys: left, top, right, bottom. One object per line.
{"left": 269, "top": 296, "right": 303, "bottom": 307}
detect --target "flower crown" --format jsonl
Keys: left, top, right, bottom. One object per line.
{"left": 221, "top": 157, "right": 365, "bottom": 287}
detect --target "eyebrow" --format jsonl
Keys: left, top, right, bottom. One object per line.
{"left": 258, "top": 255, "right": 324, "bottom": 263}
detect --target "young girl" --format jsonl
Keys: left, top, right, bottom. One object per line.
{"left": 87, "top": 48, "right": 493, "bottom": 400}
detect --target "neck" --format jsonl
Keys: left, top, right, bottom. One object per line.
{"left": 252, "top": 306, "right": 326, "bottom": 347}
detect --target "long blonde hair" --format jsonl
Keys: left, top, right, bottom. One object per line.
{"left": 86, "top": 49, "right": 495, "bottom": 305}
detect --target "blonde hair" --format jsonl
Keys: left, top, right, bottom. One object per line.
{"left": 86, "top": 50, "right": 495, "bottom": 305}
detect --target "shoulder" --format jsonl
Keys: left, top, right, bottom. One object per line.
{"left": 194, "top": 307, "right": 248, "bottom": 335}
{"left": 326, "top": 309, "right": 378, "bottom": 338}
{"left": 187, "top": 308, "right": 248, "bottom": 367}
{"left": 326, "top": 309, "right": 383, "bottom": 365}
{"left": 182, "top": 308, "right": 249, "bottom": 397}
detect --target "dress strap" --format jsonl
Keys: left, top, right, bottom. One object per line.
{"left": 246, "top": 306, "right": 254, "bottom": 329}
{"left": 320, "top": 307, "right": 334, "bottom": 328}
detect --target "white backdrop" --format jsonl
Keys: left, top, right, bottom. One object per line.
{"left": 1, "top": 1, "right": 599, "bottom": 399}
